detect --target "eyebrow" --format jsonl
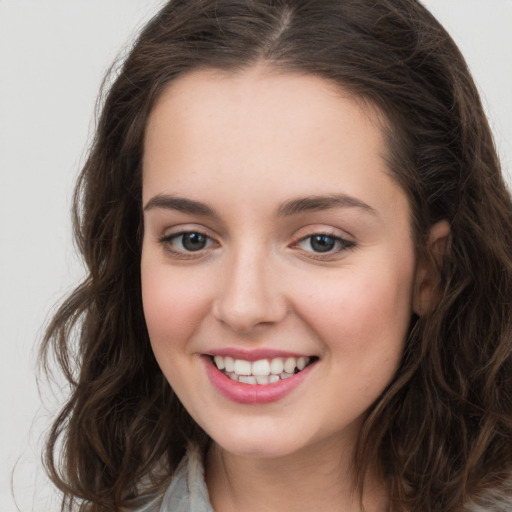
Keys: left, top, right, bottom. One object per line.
{"left": 275, "top": 194, "right": 377, "bottom": 217}
{"left": 144, "top": 194, "right": 218, "bottom": 217}
{"left": 143, "top": 193, "right": 377, "bottom": 218}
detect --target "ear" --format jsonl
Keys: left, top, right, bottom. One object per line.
{"left": 412, "top": 220, "right": 451, "bottom": 316}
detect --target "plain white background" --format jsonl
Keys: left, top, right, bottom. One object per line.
{"left": 0, "top": 1, "right": 511, "bottom": 510}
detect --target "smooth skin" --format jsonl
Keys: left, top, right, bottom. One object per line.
{"left": 141, "top": 65, "right": 447, "bottom": 512}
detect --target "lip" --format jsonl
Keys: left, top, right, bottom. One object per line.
{"left": 205, "top": 348, "right": 312, "bottom": 361}
{"left": 202, "top": 354, "right": 317, "bottom": 404}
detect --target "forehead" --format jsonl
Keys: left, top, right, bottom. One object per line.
{"left": 142, "top": 65, "right": 407, "bottom": 225}
{"left": 145, "top": 65, "right": 381, "bottom": 145}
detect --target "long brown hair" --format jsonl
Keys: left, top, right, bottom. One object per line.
{"left": 40, "top": 1, "right": 512, "bottom": 510}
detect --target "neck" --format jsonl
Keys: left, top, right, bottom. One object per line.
{"left": 205, "top": 436, "right": 387, "bottom": 512}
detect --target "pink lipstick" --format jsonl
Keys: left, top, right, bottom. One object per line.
{"left": 202, "top": 353, "right": 317, "bottom": 404}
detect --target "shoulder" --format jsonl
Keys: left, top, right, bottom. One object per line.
{"left": 130, "top": 451, "right": 512, "bottom": 512}
{"left": 127, "top": 444, "right": 212, "bottom": 512}
{"left": 153, "top": 444, "right": 214, "bottom": 512}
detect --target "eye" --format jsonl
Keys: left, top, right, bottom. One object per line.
{"left": 177, "top": 232, "right": 209, "bottom": 251}
{"left": 304, "top": 234, "right": 337, "bottom": 253}
{"left": 296, "top": 233, "right": 355, "bottom": 255}
{"left": 159, "top": 230, "right": 216, "bottom": 255}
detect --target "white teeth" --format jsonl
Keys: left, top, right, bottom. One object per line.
{"left": 252, "top": 359, "right": 270, "bottom": 376}
{"left": 233, "top": 359, "right": 252, "bottom": 375}
{"left": 239, "top": 375, "right": 257, "bottom": 384}
{"left": 255, "top": 375, "right": 270, "bottom": 384}
{"left": 269, "top": 358, "right": 284, "bottom": 375}
{"left": 284, "top": 357, "right": 296, "bottom": 374}
{"left": 224, "top": 357, "right": 234, "bottom": 372}
{"left": 212, "top": 355, "right": 312, "bottom": 384}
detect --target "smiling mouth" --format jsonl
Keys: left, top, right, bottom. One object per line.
{"left": 210, "top": 355, "right": 318, "bottom": 385}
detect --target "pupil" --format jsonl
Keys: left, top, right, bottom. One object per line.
{"left": 183, "top": 233, "right": 206, "bottom": 251}
{"left": 311, "top": 235, "right": 335, "bottom": 252}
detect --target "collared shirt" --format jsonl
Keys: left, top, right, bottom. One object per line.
{"left": 134, "top": 445, "right": 215, "bottom": 512}
{"left": 134, "top": 445, "right": 512, "bottom": 512}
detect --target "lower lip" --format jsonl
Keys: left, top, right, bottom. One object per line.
{"left": 203, "top": 356, "right": 316, "bottom": 404}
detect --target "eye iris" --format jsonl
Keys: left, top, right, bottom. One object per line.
{"left": 182, "top": 233, "right": 207, "bottom": 251}
{"left": 310, "top": 234, "right": 335, "bottom": 252}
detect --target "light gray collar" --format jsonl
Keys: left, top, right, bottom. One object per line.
{"left": 158, "top": 444, "right": 214, "bottom": 512}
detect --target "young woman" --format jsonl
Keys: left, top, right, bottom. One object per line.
{"left": 41, "top": 1, "right": 512, "bottom": 511}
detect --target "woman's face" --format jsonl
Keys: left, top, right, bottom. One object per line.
{"left": 141, "top": 66, "right": 423, "bottom": 459}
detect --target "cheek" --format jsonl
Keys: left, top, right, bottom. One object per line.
{"left": 291, "top": 259, "right": 415, "bottom": 357}
{"left": 140, "top": 261, "right": 212, "bottom": 356}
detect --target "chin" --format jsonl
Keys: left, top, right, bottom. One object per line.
{"left": 208, "top": 425, "right": 314, "bottom": 460}
{"left": 217, "top": 440, "right": 301, "bottom": 460}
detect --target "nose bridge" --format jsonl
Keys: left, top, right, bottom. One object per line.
{"left": 213, "top": 241, "right": 286, "bottom": 333}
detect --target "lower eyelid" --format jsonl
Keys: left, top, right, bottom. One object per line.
{"left": 294, "top": 234, "right": 355, "bottom": 255}
{"left": 158, "top": 231, "right": 217, "bottom": 253}
{"left": 157, "top": 229, "right": 354, "bottom": 258}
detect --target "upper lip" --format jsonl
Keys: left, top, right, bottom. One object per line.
{"left": 204, "top": 348, "right": 315, "bottom": 361}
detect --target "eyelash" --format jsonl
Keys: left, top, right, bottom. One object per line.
{"left": 158, "top": 230, "right": 356, "bottom": 260}
{"left": 158, "top": 230, "right": 217, "bottom": 260}
{"left": 292, "top": 232, "right": 356, "bottom": 260}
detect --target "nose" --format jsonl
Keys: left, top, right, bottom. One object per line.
{"left": 212, "top": 247, "right": 288, "bottom": 334}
